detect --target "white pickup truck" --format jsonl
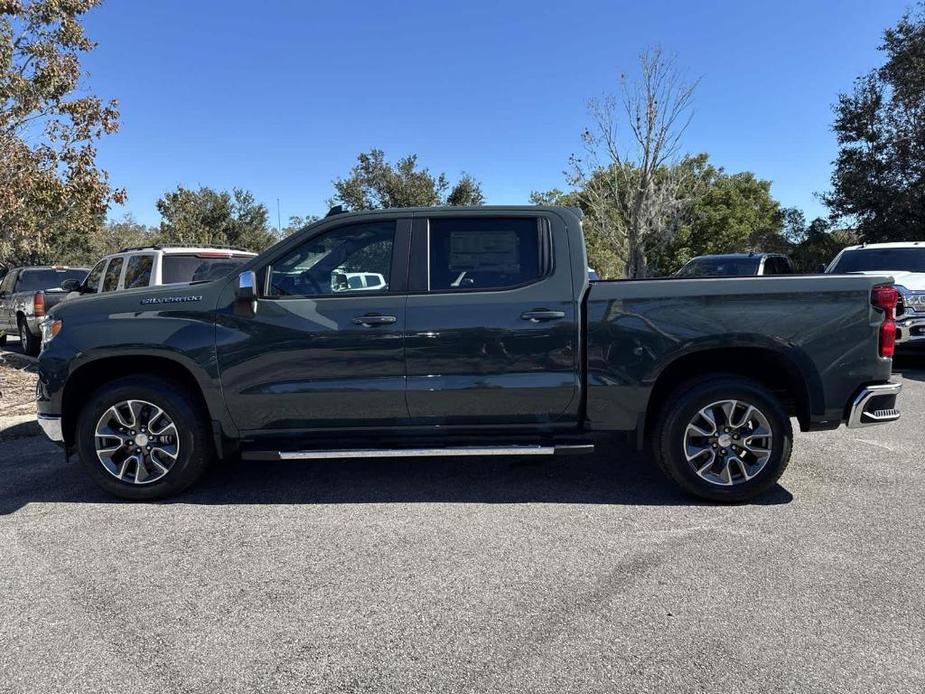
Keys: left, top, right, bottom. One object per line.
{"left": 826, "top": 242, "right": 925, "bottom": 350}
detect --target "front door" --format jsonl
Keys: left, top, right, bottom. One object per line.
{"left": 403, "top": 214, "right": 581, "bottom": 427}
{"left": 216, "top": 218, "right": 411, "bottom": 433}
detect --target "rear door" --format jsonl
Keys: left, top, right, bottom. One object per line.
{"left": 403, "top": 212, "right": 580, "bottom": 427}
{"left": 216, "top": 216, "right": 413, "bottom": 433}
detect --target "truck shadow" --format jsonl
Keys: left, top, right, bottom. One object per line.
{"left": 893, "top": 355, "right": 925, "bottom": 382}
{"left": 0, "top": 438, "right": 793, "bottom": 514}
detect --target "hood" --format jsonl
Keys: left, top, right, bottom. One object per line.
{"left": 847, "top": 270, "right": 925, "bottom": 292}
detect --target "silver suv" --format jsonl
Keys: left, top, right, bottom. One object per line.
{"left": 69, "top": 246, "right": 257, "bottom": 296}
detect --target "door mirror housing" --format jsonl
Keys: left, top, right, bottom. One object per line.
{"left": 817, "top": 263, "right": 827, "bottom": 274}
{"left": 60, "top": 278, "right": 81, "bottom": 292}
{"left": 236, "top": 271, "right": 257, "bottom": 300}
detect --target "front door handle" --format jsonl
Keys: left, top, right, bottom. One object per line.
{"left": 521, "top": 309, "right": 566, "bottom": 322}
{"left": 352, "top": 313, "right": 397, "bottom": 326}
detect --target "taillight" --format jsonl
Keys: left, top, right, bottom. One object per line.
{"left": 871, "top": 285, "right": 898, "bottom": 358}
{"left": 33, "top": 291, "right": 46, "bottom": 318}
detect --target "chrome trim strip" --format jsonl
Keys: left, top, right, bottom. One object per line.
{"left": 847, "top": 381, "right": 902, "bottom": 428}
{"left": 37, "top": 414, "right": 64, "bottom": 442}
{"left": 896, "top": 316, "right": 925, "bottom": 343}
{"left": 275, "top": 446, "right": 557, "bottom": 460}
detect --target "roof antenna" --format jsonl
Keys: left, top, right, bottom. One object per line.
{"left": 326, "top": 205, "right": 345, "bottom": 217}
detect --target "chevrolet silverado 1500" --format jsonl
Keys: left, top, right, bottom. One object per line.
{"left": 36, "top": 206, "right": 902, "bottom": 502}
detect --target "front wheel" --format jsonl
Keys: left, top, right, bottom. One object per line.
{"left": 76, "top": 376, "right": 214, "bottom": 500}
{"left": 652, "top": 375, "right": 792, "bottom": 502}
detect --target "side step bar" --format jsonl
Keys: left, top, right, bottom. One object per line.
{"left": 242, "top": 444, "right": 594, "bottom": 462}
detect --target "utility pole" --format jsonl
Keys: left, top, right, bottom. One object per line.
{"left": 277, "top": 198, "right": 282, "bottom": 234}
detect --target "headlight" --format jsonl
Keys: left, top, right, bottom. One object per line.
{"left": 40, "top": 318, "right": 62, "bottom": 349}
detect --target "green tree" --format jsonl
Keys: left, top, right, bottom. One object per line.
{"left": 537, "top": 154, "right": 789, "bottom": 277}
{"left": 330, "top": 149, "right": 485, "bottom": 210}
{"left": 281, "top": 214, "right": 320, "bottom": 237}
{"left": 652, "top": 156, "right": 785, "bottom": 273}
{"left": 90, "top": 215, "right": 153, "bottom": 258}
{"left": 155, "top": 186, "right": 277, "bottom": 252}
{"left": 0, "top": 0, "right": 124, "bottom": 267}
{"left": 784, "top": 211, "right": 857, "bottom": 272}
{"left": 823, "top": 4, "right": 925, "bottom": 241}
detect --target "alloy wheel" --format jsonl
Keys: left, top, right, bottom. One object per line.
{"left": 94, "top": 399, "right": 180, "bottom": 485}
{"left": 683, "top": 399, "right": 773, "bottom": 486}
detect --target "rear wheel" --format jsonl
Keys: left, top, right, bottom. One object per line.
{"left": 652, "top": 375, "right": 792, "bottom": 502}
{"left": 18, "top": 317, "right": 40, "bottom": 356}
{"left": 75, "top": 376, "right": 213, "bottom": 500}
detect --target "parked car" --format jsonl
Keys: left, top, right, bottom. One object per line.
{"left": 62, "top": 246, "right": 257, "bottom": 298}
{"left": 37, "top": 206, "right": 901, "bottom": 503}
{"left": 825, "top": 242, "right": 925, "bottom": 350}
{"left": 676, "top": 253, "right": 795, "bottom": 278}
{"left": 0, "top": 266, "right": 89, "bottom": 355}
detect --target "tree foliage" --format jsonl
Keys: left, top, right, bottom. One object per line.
{"left": 0, "top": 0, "right": 124, "bottom": 267}
{"left": 537, "top": 154, "right": 787, "bottom": 277}
{"left": 824, "top": 3, "right": 925, "bottom": 241}
{"left": 155, "top": 186, "right": 278, "bottom": 252}
{"left": 568, "top": 48, "right": 699, "bottom": 278}
{"left": 330, "top": 149, "right": 485, "bottom": 210}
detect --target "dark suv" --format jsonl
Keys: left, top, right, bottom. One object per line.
{"left": 676, "top": 253, "right": 795, "bottom": 278}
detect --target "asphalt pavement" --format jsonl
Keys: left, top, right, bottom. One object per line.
{"left": 1, "top": 352, "right": 923, "bottom": 693}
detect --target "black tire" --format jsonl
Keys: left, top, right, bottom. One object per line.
{"left": 75, "top": 376, "right": 213, "bottom": 500}
{"left": 652, "top": 374, "right": 792, "bottom": 503}
{"left": 0, "top": 332, "right": 7, "bottom": 347}
{"left": 18, "top": 317, "right": 40, "bottom": 357}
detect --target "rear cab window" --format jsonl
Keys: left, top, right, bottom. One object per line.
{"left": 425, "top": 217, "right": 551, "bottom": 292}
{"left": 15, "top": 268, "right": 87, "bottom": 293}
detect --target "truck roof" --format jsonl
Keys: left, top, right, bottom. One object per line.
{"left": 113, "top": 246, "right": 257, "bottom": 255}
{"left": 841, "top": 242, "right": 925, "bottom": 251}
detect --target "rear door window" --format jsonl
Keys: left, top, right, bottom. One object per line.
{"left": 102, "top": 257, "right": 124, "bottom": 292}
{"left": 124, "top": 254, "right": 154, "bottom": 289}
{"left": 426, "top": 217, "right": 548, "bottom": 292}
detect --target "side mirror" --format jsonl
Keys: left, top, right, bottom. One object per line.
{"left": 817, "top": 263, "right": 827, "bottom": 273}
{"left": 60, "top": 278, "right": 81, "bottom": 292}
{"left": 235, "top": 270, "right": 257, "bottom": 300}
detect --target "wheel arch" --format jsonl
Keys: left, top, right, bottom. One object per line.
{"left": 61, "top": 353, "right": 229, "bottom": 453}
{"left": 640, "top": 344, "right": 821, "bottom": 449}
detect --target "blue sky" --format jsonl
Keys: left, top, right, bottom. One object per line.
{"left": 82, "top": 0, "right": 913, "bottom": 228}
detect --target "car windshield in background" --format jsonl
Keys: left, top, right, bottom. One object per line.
{"left": 676, "top": 257, "right": 760, "bottom": 277}
{"left": 830, "top": 248, "right": 925, "bottom": 273}
{"left": 17, "top": 268, "right": 87, "bottom": 292}
{"left": 163, "top": 255, "right": 250, "bottom": 284}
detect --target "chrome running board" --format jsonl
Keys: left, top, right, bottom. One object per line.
{"left": 242, "top": 444, "right": 594, "bottom": 461}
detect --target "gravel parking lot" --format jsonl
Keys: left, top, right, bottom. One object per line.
{"left": 1, "top": 342, "right": 923, "bottom": 693}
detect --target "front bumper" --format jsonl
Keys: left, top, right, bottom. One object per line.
{"left": 846, "top": 381, "right": 902, "bottom": 428}
{"left": 37, "top": 413, "right": 64, "bottom": 442}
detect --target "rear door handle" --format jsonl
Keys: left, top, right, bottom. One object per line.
{"left": 520, "top": 309, "right": 566, "bottom": 322}
{"left": 352, "top": 313, "right": 397, "bottom": 326}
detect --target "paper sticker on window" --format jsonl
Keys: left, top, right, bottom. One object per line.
{"left": 449, "top": 231, "right": 521, "bottom": 273}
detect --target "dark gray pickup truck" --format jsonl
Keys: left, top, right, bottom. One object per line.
{"left": 36, "top": 206, "right": 902, "bottom": 502}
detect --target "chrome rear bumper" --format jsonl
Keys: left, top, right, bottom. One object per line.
{"left": 846, "top": 381, "right": 902, "bottom": 428}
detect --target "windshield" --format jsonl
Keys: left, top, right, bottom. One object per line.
{"left": 16, "top": 268, "right": 87, "bottom": 293}
{"left": 162, "top": 255, "right": 251, "bottom": 284}
{"left": 829, "top": 248, "right": 925, "bottom": 273}
{"left": 676, "top": 257, "right": 761, "bottom": 277}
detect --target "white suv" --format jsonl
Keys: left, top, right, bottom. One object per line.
{"left": 69, "top": 246, "right": 257, "bottom": 296}
{"left": 826, "top": 242, "right": 925, "bottom": 347}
